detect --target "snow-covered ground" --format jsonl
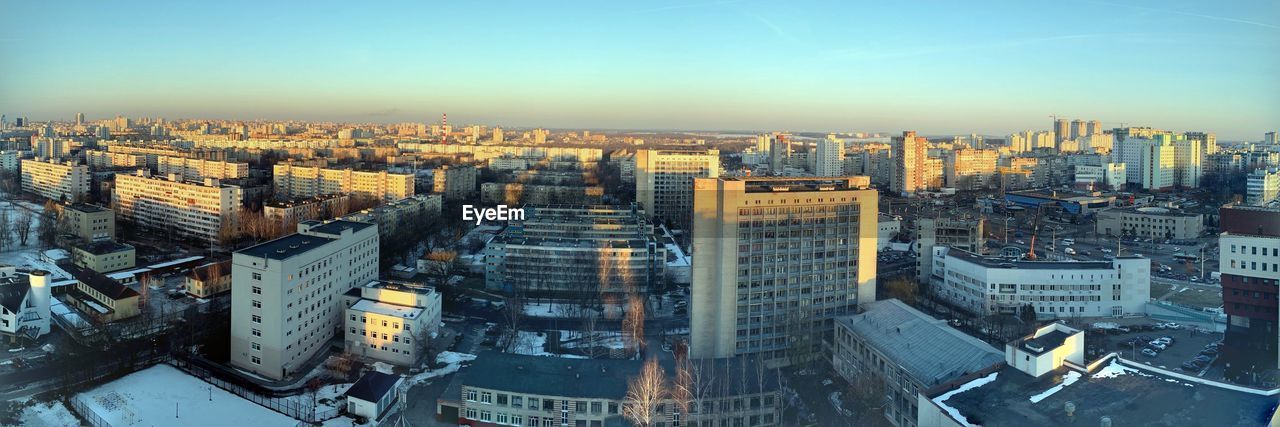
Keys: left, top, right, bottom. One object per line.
{"left": 71, "top": 364, "right": 298, "bottom": 427}
{"left": 17, "top": 400, "right": 78, "bottom": 427}
{"left": 408, "top": 351, "right": 476, "bottom": 385}
{"left": 1028, "top": 370, "right": 1081, "bottom": 403}
{"left": 508, "top": 331, "right": 587, "bottom": 358}
{"left": 0, "top": 201, "right": 70, "bottom": 279}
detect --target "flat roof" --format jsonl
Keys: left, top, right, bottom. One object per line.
{"left": 303, "top": 219, "right": 375, "bottom": 235}
{"left": 838, "top": 299, "right": 1004, "bottom": 387}
{"left": 74, "top": 240, "right": 134, "bottom": 255}
{"left": 945, "top": 248, "right": 1116, "bottom": 270}
{"left": 349, "top": 299, "right": 423, "bottom": 319}
{"left": 463, "top": 351, "right": 776, "bottom": 399}
{"left": 1019, "top": 330, "right": 1071, "bottom": 356}
{"left": 235, "top": 233, "right": 337, "bottom": 261}
{"left": 66, "top": 202, "right": 108, "bottom": 213}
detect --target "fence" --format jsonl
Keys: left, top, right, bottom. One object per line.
{"left": 170, "top": 358, "right": 340, "bottom": 423}
{"left": 69, "top": 394, "right": 113, "bottom": 427}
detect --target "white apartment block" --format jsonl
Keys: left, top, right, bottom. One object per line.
{"left": 892, "top": 131, "right": 926, "bottom": 195}
{"left": 431, "top": 164, "right": 477, "bottom": 201}
{"left": 929, "top": 247, "right": 1150, "bottom": 318}
{"left": 690, "top": 177, "right": 878, "bottom": 364}
{"left": 273, "top": 164, "right": 414, "bottom": 202}
{"left": 0, "top": 150, "right": 22, "bottom": 173}
{"left": 113, "top": 171, "right": 243, "bottom": 244}
{"left": 1113, "top": 133, "right": 1201, "bottom": 190}
{"left": 342, "top": 281, "right": 442, "bottom": 366}
{"left": 1247, "top": 168, "right": 1280, "bottom": 206}
{"left": 635, "top": 149, "right": 720, "bottom": 230}
{"left": 397, "top": 142, "right": 602, "bottom": 164}
{"left": 1074, "top": 162, "right": 1126, "bottom": 190}
{"left": 813, "top": 138, "right": 845, "bottom": 176}
{"left": 20, "top": 159, "right": 90, "bottom": 202}
{"left": 231, "top": 220, "right": 379, "bottom": 380}
{"left": 156, "top": 156, "right": 250, "bottom": 181}
{"left": 83, "top": 149, "right": 146, "bottom": 169}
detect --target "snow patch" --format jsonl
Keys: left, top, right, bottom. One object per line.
{"left": 931, "top": 372, "right": 999, "bottom": 427}
{"left": 19, "top": 400, "right": 78, "bottom": 427}
{"left": 1028, "top": 370, "right": 1081, "bottom": 403}
{"left": 71, "top": 364, "right": 297, "bottom": 426}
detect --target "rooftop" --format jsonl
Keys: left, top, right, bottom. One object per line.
{"left": 1018, "top": 330, "right": 1071, "bottom": 356}
{"left": 235, "top": 233, "right": 337, "bottom": 261}
{"left": 1103, "top": 206, "right": 1201, "bottom": 217}
{"left": 944, "top": 247, "right": 1119, "bottom": 270}
{"left": 302, "top": 219, "right": 375, "bottom": 236}
{"left": 345, "top": 371, "right": 402, "bottom": 403}
{"left": 0, "top": 274, "right": 31, "bottom": 313}
{"left": 65, "top": 265, "right": 139, "bottom": 300}
{"left": 838, "top": 299, "right": 1004, "bottom": 387}
{"left": 66, "top": 203, "right": 108, "bottom": 213}
{"left": 463, "top": 351, "right": 777, "bottom": 399}
{"left": 349, "top": 299, "right": 423, "bottom": 319}
{"left": 73, "top": 240, "right": 134, "bottom": 256}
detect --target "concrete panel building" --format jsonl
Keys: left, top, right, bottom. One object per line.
{"left": 343, "top": 280, "right": 441, "bottom": 366}
{"left": 892, "top": 131, "right": 927, "bottom": 195}
{"left": 431, "top": 164, "right": 478, "bottom": 201}
{"left": 635, "top": 149, "right": 720, "bottom": 230}
{"left": 156, "top": 156, "right": 250, "bottom": 181}
{"left": 915, "top": 218, "right": 985, "bottom": 281}
{"left": 113, "top": 171, "right": 243, "bottom": 245}
{"left": 273, "top": 163, "right": 414, "bottom": 202}
{"left": 1095, "top": 206, "right": 1203, "bottom": 240}
{"left": 20, "top": 159, "right": 89, "bottom": 202}
{"left": 61, "top": 203, "right": 114, "bottom": 242}
{"left": 1218, "top": 205, "right": 1280, "bottom": 371}
{"left": 1247, "top": 167, "right": 1280, "bottom": 206}
{"left": 70, "top": 241, "right": 136, "bottom": 273}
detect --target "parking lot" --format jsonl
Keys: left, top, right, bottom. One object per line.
{"left": 1089, "top": 322, "right": 1223, "bottom": 374}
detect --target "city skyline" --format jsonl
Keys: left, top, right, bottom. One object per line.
{"left": 3, "top": 1, "right": 1277, "bottom": 140}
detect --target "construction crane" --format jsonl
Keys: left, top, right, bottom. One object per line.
{"left": 1026, "top": 203, "right": 1045, "bottom": 261}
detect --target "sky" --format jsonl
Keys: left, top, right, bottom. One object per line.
{"left": 2, "top": 1, "right": 1277, "bottom": 140}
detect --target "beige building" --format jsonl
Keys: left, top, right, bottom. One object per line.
{"left": 70, "top": 241, "right": 136, "bottom": 273}
{"left": 342, "top": 281, "right": 442, "bottom": 366}
{"left": 479, "top": 182, "right": 603, "bottom": 206}
{"left": 635, "top": 149, "right": 720, "bottom": 230}
{"left": 156, "top": 156, "right": 250, "bottom": 181}
{"left": 20, "top": 159, "right": 90, "bottom": 202}
{"left": 341, "top": 194, "right": 443, "bottom": 237}
{"left": 1095, "top": 206, "right": 1203, "bottom": 240}
{"left": 84, "top": 149, "right": 146, "bottom": 169}
{"left": 186, "top": 260, "right": 232, "bottom": 298}
{"left": 690, "top": 176, "right": 878, "bottom": 364}
{"left": 113, "top": 171, "right": 243, "bottom": 245}
{"left": 64, "top": 266, "right": 141, "bottom": 323}
{"left": 273, "top": 163, "right": 415, "bottom": 202}
{"left": 230, "top": 220, "right": 379, "bottom": 380}
{"left": 943, "top": 148, "right": 998, "bottom": 190}
{"left": 263, "top": 193, "right": 352, "bottom": 227}
{"left": 431, "top": 164, "right": 477, "bottom": 201}
{"left": 61, "top": 203, "right": 114, "bottom": 242}
{"left": 915, "top": 218, "right": 985, "bottom": 281}
{"left": 892, "top": 131, "right": 927, "bottom": 195}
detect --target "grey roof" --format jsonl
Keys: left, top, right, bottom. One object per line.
{"left": 0, "top": 275, "right": 31, "bottom": 313}
{"left": 1020, "top": 330, "right": 1070, "bottom": 355}
{"left": 235, "top": 233, "right": 337, "bottom": 260}
{"left": 945, "top": 248, "right": 1115, "bottom": 270}
{"left": 345, "top": 371, "right": 401, "bottom": 403}
{"left": 304, "top": 219, "right": 374, "bottom": 235}
{"left": 838, "top": 299, "right": 1004, "bottom": 387}
{"left": 74, "top": 240, "right": 134, "bottom": 255}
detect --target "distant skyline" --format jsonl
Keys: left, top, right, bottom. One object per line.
{"left": 2, "top": 1, "right": 1277, "bottom": 140}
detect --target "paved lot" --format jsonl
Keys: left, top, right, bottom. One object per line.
{"left": 1092, "top": 324, "right": 1222, "bottom": 373}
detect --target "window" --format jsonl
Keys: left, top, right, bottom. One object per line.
{"left": 466, "top": 390, "right": 478, "bottom": 402}
{"left": 251, "top": 329, "right": 261, "bottom": 337}
{"left": 251, "top": 342, "right": 260, "bottom": 350}
{"left": 250, "top": 356, "right": 261, "bottom": 364}
{"left": 481, "top": 392, "right": 493, "bottom": 404}
{"left": 251, "top": 300, "right": 261, "bottom": 308}
{"left": 512, "top": 396, "right": 523, "bottom": 408}
{"left": 497, "top": 394, "right": 508, "bottom": 405}
{"left": 252, "top": 272, "right": 261, "bottom": 280}
{"left": 465, "top": 408, "right": 477, "bottom": 419}
{"left": 591, "top": 402, "right": 602, "bottom": 413}
{"left": 251, "top": 315, "right": 261, "bottom": 323}
{"left": 251, "top": 286, "right": 262, "bottom": 295}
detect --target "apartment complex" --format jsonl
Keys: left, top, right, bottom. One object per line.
{"left": 929, "top": 247, "right": 1150, "bottom": 318}
{"left": 340, "top": 194, "right": 443, "bottom": 237}
{"left": 943, "top": 148, "right": 997, "bottom": 190}
{"left": 230, "top": 220, "right": 379, "bottom": 380}
{"left": 1247, "top": 168, "right": 1280, "bottom": 206}
{"left": 1112, "top": 131, "right": 1202, "bottom": 190}
{"left": 480, "top": 182, "right": 604, "bottom": 206}
{"left": 61, "top": 203, "right": 114, "bottom": 242}
{"left": 1074, "top": 163, "right": 1126, "bottom": 190}
{"left": 1095, "top": 206, "right": 1204, "bottom": 240}
{"left": 635, "top": 149, "right": 720, "bottom": 230}
{"left": 342, "top": 280, "right": 442, "bottom": 366}
{"left": 690, "top": 177, "right": 878, "bottom": 363}
{"left": 84, "top": 149, "right": 146, "bottom": 169}
{"left": 398, "top": 142, "right": 602, "bottom": 164}
{"left": 892, "top": 131, "right": 927, "bottom": 195}
{"left": 273, "top": 163, "right": 414, "bottom": 201}
{"left": 113, "top": 171, "right": 243, "bottom": 244}
{"left": 484, "top": 204, "right": 666, "bottom": 298}
{"left": 1218, "top": 205, "right": 1280, "bottom": 371}
{"left": 156, "top": 156, "right": 250, "bottom": 181}
{"left": 20, "top": 158, "right": 90, "bottom": 202}
{"left": 914, "top": 218, "right": 985, "bottom": 281}
{"left": 263, "top": 193, "right": 353, "bottom": 226}
{"left": 431, "top": 164, "right": 478, "bottom": 201}
{"left": 0, "top": 151, "right": 20, "bottom": 173}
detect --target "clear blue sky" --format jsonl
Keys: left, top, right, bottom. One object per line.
{"left": 2, "top": 1, "right": 1276, "bottom": 139}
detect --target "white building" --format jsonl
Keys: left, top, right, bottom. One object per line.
{"left": 877, "top": 214, "right": 900, "bottom": 251}
{"left": 156, "top": 156, "right": 250, "bottom": 181}
{"left": 930, "top": 247, "right": 1150, "bottom": 318}
{"left": 273, "top": 164, "right": 415, "bottom": 202}
{"left": 0, "top": 269, "right": 52, "bottom": 343}
{"left": 231, "top": 220, "right": 379, "bottom": 380}
{"left": 113, "top": 171, "right": 243, "bottom": 245}
{"left": 1074, "top": 162, "right": 1126, "bottom": 190}
{"left": 1247, "top": 167, "right": 1280, "bottom": 206}
{"left": 342, "top": 281, "right": 441, "bottom": 366}
{"left": 20, "top": 158, "right": 90, "bottom": 202}
{"left": 0, "top": 150, "right": 21, "bottom": 173}
{"left": 813, "top": 138, "right": 845, "bottom": 176}
{"left": 635, "top": 149, "right": 720, "bottom": 230}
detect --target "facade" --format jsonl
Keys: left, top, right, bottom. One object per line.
{"left": 484, "top": 204, "right": 666, "bottom": 298}
{"left": 1218, "top": 205, "right": 1280, "bottom": 371}
{"left": 273, "top": 163, "right": 415, "bottom": 202}
{"left": 0, "top": 270, "right": 52, "bottom": 343}
{"left": 156, "top": 156, "right": 250, "bottom": 181}
{"left": 447, "top": 351, "right": 781, "bottom": 427}
{"left": 832, "top": 299, "right": 1004, "bottom": 427}
{"left": 0, "top": 150, "right": 20, "bottom": 173}
{"left": 432, "top": 164, "right": 478, "bottom": 201}
{"left": 114, "top": 171, "right": 243, "bottom": 245}
{"left": 62, "top": 203, "right": 115, "bottom": 242}
{"left": 263, "top": 193, "right": 353, "bottom": 226}
{"left": 186, "top": 260, "right": 232, "bottom": 298}
{"left": 340, "top": 194, "right": 443, "bottom": 238}
{"left": 343, "top": 280, "right": 442, "bottom": 366}
{"left": 943, "top": 148, "right": 997, "bottom": 190}
{"left": 1073, "top": 162, "right": 1125, "bottom": 190}
{"left": 1247, "top": 167, "right": 1280, "bottom": 206}
{"left": 929, "top": 247, "right": 1150, "bottom": 318}
{"left": 83, "top": 149, "right": 146, "bottom": 169}
{"left": 70, "top": 241, "right": 136, "bottom": 273}
{"left": 344, "top": 371, "right": 404, "bottom": 422}
{"left": 635, "top": 149, "right": 720, "bottom": 230}
{"left": 230, "top": 220, "right": 379, "bottom": 380}
{"left": 64, "top": 266, "right": 141, "bottom": 323}
{"left": 20, "top": 158, "right": 90, "bottom": 202}
{"left": 877, "top": 214, "right": 901, "bottom": 251}
{"left": 480, "top": 182, "right": 602, "bottom": 206}
{"left": 892, "top": 131, "right": 927, "bottom": 195}
{"left": 914, "top": 218, "right": 984, "bottom": 282}
{"left": 1095, "top": 206, "right": 1203, "bottom": 240}
{"left": 813, "top": 138, "right": 845, "bottom": 176}
{"left": 1113, "top": 133, "right": 1201, "bottom": 190}
{"left": 690, "top": 177, "right": 878, "bottom": 363}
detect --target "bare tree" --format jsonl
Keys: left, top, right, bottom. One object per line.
{"left": 14, "top": 210, "right": 32, "bottom": 246}
{"left": 580, "top": 309, "right": 604, "bottom": 359}
{"left": 622, "top": 294, "right": 646, "bottom": 355}
{"left": 421, "top": 250, "right": 457, "bottom": 277}
{"left": 623, "top": 358, "right": 669, "bottom": 427}
{"left": 37, "top": 201, "right": 60, "bottom": 247}
{"left": 502, "top": 293, "right": 525, "bottom": 352}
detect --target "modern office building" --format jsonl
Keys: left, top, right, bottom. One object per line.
{"left": 690, "top": 176, "right": 878, "bottom": 364}
{"left": 432, "top": 164, "right": 478, "bottom": 201}
{"left": 156, "top": 156, "right": 250, "bottom": 181}
{"left": 113, "top": 171, "right": 243, "bottom": 245}
{"left": 1095, "top": 206, "right": 1204, "bottom": 240}
{"left": 891, "top": 131, "right": 926, "bottom": 195}
{"left": 61, "top": 203, "right": 115, "bottom": 242}
{"left": 914, "top": 218, "right": 985, "bottom": 281}
{"left": 484, "top": 204, "right": 666, "bottom": 298}
{"left": 929, "top": 247, "right": 1150, "bottom": 318}
{"left": 342, "top": 280, "right": 442, "bottom": 366}
{"left": 273, "top": 163, "right": 415, "bottom": 202}
{"left": 230, "top": 220, "right": 379, "bottom": 380}
{"left": 1247, "top": 167, "right": 1280, "bottom": 206}
{"left": 635, "top": 149, "right": 720, "bottom": 230}
{"left": 1218, "top": 205, "right": 1280, "bottom": 371}
{"left": 20, "top": 158, "right": 90, "bottom": 202}
{"left": 832, "top": 299, "right": 1004, "bottom": 427}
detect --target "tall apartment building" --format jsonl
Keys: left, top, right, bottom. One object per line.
{"left": 1006, "top": 131, "right": 1056, "bottom": 153}
{"left": 1247, "top": 168, "right": 1280, "bottom": 206}
{"left": 813, "top": 138, "right": 845, "bottom": 176}
{"left": 635, "top": 149, "right": 720, "bottom": 230}
{"left": 891, "top": 131, "right": 926, "bottom": 195}
{"left": 1112, "top": 129, "right": 1202, "bottom": 189}
{"left": 156, "top": 156, "right": 250, "bottom": 181}
{"left": 1070, "top": 119, "right": 1086, "bottom": 140}
{"left": 0, "top": 151, "right": 20, "bottom": 173}
{"left": 943, "top": 148, "right": 998, "bottom": 190}
{"left": 484, "top": 204, "right": 666, "bottom": 298}
{"left": 930, "top": 247, "right": 1150, "bottom": 318}
{"left": 273, "top": 164, "right": 414, "bottom": 202}
{"left": 113, "top": 171, "right": 243, "bottom": 244}
{"left": 690, "top": 177, "right": 878, "bottom": 364}
{"left": 230, "top": 220, "right": 379, "bottom": 380}
{"left": 61, "top": 203, "right": 115, "bottom": 242}
{"left": 915, "top": 217, "right": 985, "bottom": 281}
{"left": 1266, "top": 131, "right": 1278, "bottom": 146}
{"left": 342, "top": 280, "right": 442, "bottom": 366}
{"left": 20, "top": 159, "right": 90, "bottom": 202}
{"left": 341, "top": 194, "right": 443, "bottom": 238}
{"left": 1218, "top": 205, "right": 1280, "bottom": 371}
{"left": 1054, "top": 119, "right": 1070, "bottom": 143}
{"left": 83, "top": 150, "right": 146, "bottom": 169}
{"left": 1087, "top": 120, "right": 1102, "bottom": 137}
{"left": 431, "top": 164, "right": 478, "bottom": 201}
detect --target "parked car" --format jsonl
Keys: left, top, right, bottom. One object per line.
{"left": 1149, "top": 342, "right": 1167, "bottom": 351}
{"left": 1200, "top": 348, "right": 1219, "bottom": 356}
{"left": 1142, "top": 348, "right": 1159, "bottom": 357}
{"left": 1181, "top": 361, "right": 1202, "bottom": 371}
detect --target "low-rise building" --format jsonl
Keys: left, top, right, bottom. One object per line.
{"left": 344, "top": 371, "right": 404, "bottom": 423}
{"left": 186, "top": 260, "right": 232, "bottom": 298}
{"left": 70, "top": 241, "right": 136, "bottom": 273}
{"left": 343, "top": 280, "right": 441, "bottom": 366}
{"left": 61, "top": 203, "right": 114, "bottom": 242}
{"left": 64, "top": 266, "right": 140, "bottom": 323}
{"left": 1095, "top": 206, "right": 1204, "bottom": 240}
{"left": 263, "top": 193, "right": 352, "bottom": 226}
{"left": 0, "top": 269, "right": 52, "bottom": 343}
{"left": 20, "top": 158, "right": 90, "bottom": 202}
